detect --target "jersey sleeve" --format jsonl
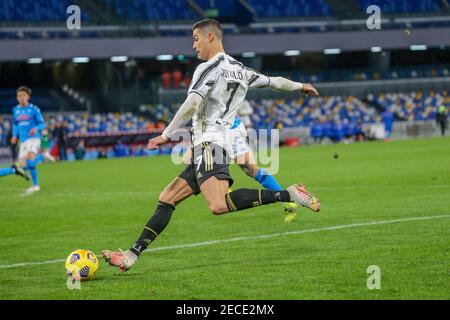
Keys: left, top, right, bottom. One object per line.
{"left": 187, "top": 62, "right": 219, "bottom": 99}
{"left": 33, "top": 106, "right": 46, "bottom": 131}
{"left": 245, "top": 67, "right": 270, "bottom": 89}
{"left": 12, "top": 108, "right": 19, "bottom": 138}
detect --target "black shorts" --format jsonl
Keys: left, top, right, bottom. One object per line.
{"left": 179, "top": 142, "right": 234, "bottom": 195}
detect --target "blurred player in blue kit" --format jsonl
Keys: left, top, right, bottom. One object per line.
{"left": 0, "top": 86, "right": 46, "bottom": 195}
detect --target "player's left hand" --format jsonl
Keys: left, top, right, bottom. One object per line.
{"left": 29, "top": 128, "right": 37, "bottom": 136}
{"left": 302, "top": 83, "right": 319, "bottom": 96}
{"left": 148, "top": 135, "right": 168, "bottom": 150}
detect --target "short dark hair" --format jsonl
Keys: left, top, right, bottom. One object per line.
{"left": 17, "top": 86, "right": 32, "bottom": 96}
{"left": 192, "top": 19, "right": 223, "bottom": 40}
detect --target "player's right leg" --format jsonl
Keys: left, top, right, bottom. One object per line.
{"left": 22, "top": 151, "right": 41, "bottom": 195}
{"left": 197, "top": 143, "right": 320, "bottom": 215}
{"left": 102, "top": 176, "right": 195, "bottom": 272}
{"left": 230, "top": 126, "right": 299, "bottom": 221}
{"left": 235, "top": 151, "right": 299, "bottom": 222}
{"left": 201, "top": 175, "right": 319, "bottom": 216}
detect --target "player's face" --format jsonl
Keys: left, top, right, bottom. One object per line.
{"left": 192, "top": 28, "right": 209, "bottom": 61}
{"left": 17, "top": 91, "right": 30, "bottom": 106}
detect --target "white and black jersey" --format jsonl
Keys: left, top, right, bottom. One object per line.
{"left": 188, "top": 52, "right": 270, "bottom": 150}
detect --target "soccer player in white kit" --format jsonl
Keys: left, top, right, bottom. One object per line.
{"left": 102, "top": 19, "right": 320, "bottom": 272}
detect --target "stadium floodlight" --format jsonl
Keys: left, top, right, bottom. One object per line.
{"left": 110, "top": 56, "right": 128, "bottom": 62}
{"left": 72, "top": 57, "right": 90, "bottom": 63}
{"left": 283, "top": 50, "right": 301, "bottom": 56}
{"left": 323, "top": 48, "right": 342, "bottom": 55}
{"left": 156, "top": 54, "right": 174, "bottom": 61}
{"left": 242, "top": 52, "right": 256, "bottom": 58}
{"left": 409, "top": 45, "right": 428, "bottom": 51}
{"left": 370, "top": 46, "right": 383, "bottom": 53}
{"left": 27, "top": 58, "right": 43, "bottom": 64}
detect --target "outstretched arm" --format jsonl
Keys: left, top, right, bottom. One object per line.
{"left": 148, "top": 92, "right": 203, "bottom": 149}
{"left": 267, "top": 77, "right": 319, "bottom": 96}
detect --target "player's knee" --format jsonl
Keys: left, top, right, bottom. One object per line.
{"left": 158, "top": 190, "right": 175, "bottom": 206}
{"left": 209, "top": 205, "right": 228, "bottom": 216}
{"left": 208, "top": 203, "right": 228, "bottom": 215}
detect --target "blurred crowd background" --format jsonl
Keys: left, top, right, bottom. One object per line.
{"left": 0, "top": 0, "right": 449, "bottom": 161}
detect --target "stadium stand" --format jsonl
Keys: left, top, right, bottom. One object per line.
{"left": 101, "top": 0, "right": 197, "bottom": 21}
{"left": 247, "top": 0, "right": 332, "bottom": 18}
{"left": 1, "top": 0, "right": 448, "bottom": 39}
{"left": 1, "top": 91, "right": 448, "bottom": 150}
{"left": 357, "top": 0, "right": 441, "bottom": 14}
{"left": 0, "top": 0, "right": 91, "bottom": 22}
{"left": 367, "top": 91, "right": 449, "bottom": 122}
{"left": 47, "top": 112, "right": 166, "bottom": 135}
{"left": 250, "top": 91, "right": 449, "bottom": 128}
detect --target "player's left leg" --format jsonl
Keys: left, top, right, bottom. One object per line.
{"left": 102, "top": 175, "right": 195, "bottom": 272}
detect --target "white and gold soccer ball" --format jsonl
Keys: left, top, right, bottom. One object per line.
{"left": 65, "top": 249, "right": 99, "bottom": 281}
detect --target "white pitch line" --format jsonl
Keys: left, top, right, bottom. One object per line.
{"left": 0, "top": 191, "right": 160, "bottom": 199}
{"left": 1, "top": 184, "right": 449, "bottom": 199}
{"left": 0, "top": 214, "right": 449, "bottom": 270}
{"left": 145, "top": 214, "right": 450, "bottom": 252}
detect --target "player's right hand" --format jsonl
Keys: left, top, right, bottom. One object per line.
{"left": 148, "top": 135, "right": 168, "bottom": 150}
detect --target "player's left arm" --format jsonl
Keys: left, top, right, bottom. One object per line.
{"left": 246, "top": 67, "right": 319, "bottom": 96}
{"left": 148, "top": 93, "right": 203, "bottom": 150}
{"left": 267, "top": 77, "right": 319, "bottom": 96}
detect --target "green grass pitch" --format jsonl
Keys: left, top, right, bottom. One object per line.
{"left": 0, "top": 137, "right": 449, "bottom": 299}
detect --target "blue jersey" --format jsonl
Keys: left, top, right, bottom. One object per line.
{"left": 231, "top": 116, "right": 241, "bottom": 129}
{"left": 12, "top": 103, "right": 46, "bottom": 142}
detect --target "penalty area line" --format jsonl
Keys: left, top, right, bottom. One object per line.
{"left": 0, "top": 214, "right": 449, "bottom": 270}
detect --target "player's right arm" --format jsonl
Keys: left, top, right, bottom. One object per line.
{"left": 246, "top": 68, "right": 319, "bottom": 96}
{"left": 148, "top": 93, "right": 203, "bottom": 150}
{"left": 148, "top": 62, "right": 219, "bottom": 150}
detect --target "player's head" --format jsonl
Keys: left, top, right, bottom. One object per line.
{"left": 17, "top": 86, "right": 31, "bottom": 106}
{"left": 192, "top": 19, "right": 223, "bottom": 61}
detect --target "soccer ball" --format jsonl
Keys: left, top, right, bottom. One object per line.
{"left": 65, "top": 249, "right": 99, "bottom": 281}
